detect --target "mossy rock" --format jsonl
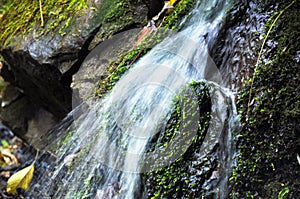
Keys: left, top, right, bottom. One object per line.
{"left": 92, "top": 0, "right": 197, "bottom": 99}
{"left": 230, "top": 1, "right": 300, "bottom": 198}
{"left": 0, "top": 0, "right": 149, "bottom": 139}
{"left": 142, "top": 82, "right": 224, "bottom": 198}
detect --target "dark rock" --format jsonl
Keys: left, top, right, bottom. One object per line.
{"left": 142, "top": 82, "right": 230, "bottom": 198}
{"left": 0, "top": 85, "right": 32, "bottom": 137}
{"left": 0, "top": 85, "right": 58, "bottom": 143}
{"left": 143, "top": 0, "right": 165, "bottom": 19}
{"left": 220, "top": 1, "right": 300, "bottom": 198}
{"left": 0, "top": 122, "right": 14, "bottom": 141}
{"left": 0, "top": 49, "right": 71, "bottom": 118}
{"left": 209, "top": 0, "right": 263, "bottom": 89}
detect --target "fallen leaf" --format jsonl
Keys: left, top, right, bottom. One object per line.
{"left": 6, "top": 164, "right": 34, "bottom": 194}
{"left": 164, "top": 1, "right": 175, "bottom": 9}
{"left": 0, "top": 149, "right": 18, "bottom": 166}
{"left": 1, "top": 171, "right": 11, "bottom": 178}
{"left": 169, "top": 0, "right": 177, "bottom": 5}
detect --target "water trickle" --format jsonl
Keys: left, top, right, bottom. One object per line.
{"left": 30, "top": 0, "right": 239, "bottom": 198}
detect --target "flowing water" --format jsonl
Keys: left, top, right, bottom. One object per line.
{"left": 30, "top": 0, "right": 239, "bottom": 198}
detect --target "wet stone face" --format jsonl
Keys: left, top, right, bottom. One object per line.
{"left": 230, "top": 1, "right": 300, "bottom": 198}
{"left": 0, "top": 0, "right": 150, "bottom": 141}
{"left": 142, "top": 83, "right": 224, "bottom": 198}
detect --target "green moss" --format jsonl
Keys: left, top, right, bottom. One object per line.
{"left": 47, "top": 130, "right": 74, "bottom": 155}
{"left": 62, "top": 130, "right": 74, "bottom": 145}
{"left": 162, "top": 0, "right": 196, "bottom": 30}
{"left": 278, "top": 187, "right": 290, "bottom": 199}
{"left": 94, "top": 0, "right": 197, "bottom": 98}
{"left": 231, "top": 1, "right": 300, "bottom": 198}
{"left": 89, "top": 0, "right": 147, "bottom": 49}
{"left": 68, "top": 174, "right": 96, "bottom": 199}
{"left": 0, "top": 78, "right": 8, "bottom": 94}
{"left": 143, "top": 82, "right": 213, "bottom": 198}
{"left": 94, "top": 45, "right": 149, "bottom": 98}
{"left": 0, "top": 0, "right": 12, "bottom": 15}
{"left": 0, "top": 0, "right": 87, "bottom": 46}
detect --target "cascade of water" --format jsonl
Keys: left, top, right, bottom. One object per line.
{"left": 29, "top": 0, "right": 239, "bottom": 198}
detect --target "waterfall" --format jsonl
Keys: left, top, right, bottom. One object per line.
{"left": 30, "top": 0, "right": 239, "bottom": 198}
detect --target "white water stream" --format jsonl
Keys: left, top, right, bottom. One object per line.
{"left": 30, "top": 0, "right": 239, "bottom": 198}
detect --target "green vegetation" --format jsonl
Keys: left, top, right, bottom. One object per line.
{"left": 161, "top": 0, "right": 196, "bottom": 30}
{"left": 48, "top": 130, "right": 74, "bottom": 155}
{"left": 0, "top": 78, "right": 8, "bottom": 94}
{"left": 230, "top": 1, "right": 300, "bottom": 198}
{"left": 143, "top": 82, "right": 213, "bottom": 198}
{"left": 246, "top": 0, "right": 297, "bottom": 119}
{"left": 94, "top": 45, "right": 149, "bottom": 98}
{"left": 89, "top": 0, "right": 146, "bottom": 48}
{"left": 0, "top": 0, "right": 88, "bottom": 46}
{"left": 94, "top": 0, "right": 197, "bottom": 98}
{"left": 0, "top": 0, "right": 12, "bottom": 15}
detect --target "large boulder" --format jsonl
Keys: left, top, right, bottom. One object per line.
{"left": 0, "top": 0, "right": 150, "bottom": 140}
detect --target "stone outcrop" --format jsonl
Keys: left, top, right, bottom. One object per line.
{"left": 0, "top": 0, "right": 152, "bottom": 140}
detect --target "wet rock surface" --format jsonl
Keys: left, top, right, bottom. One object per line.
{"left": 71, "top": 28, "right": 142, "bottom": 108}
{"left": 0, "top": 0, "right": 149, "bottom": 140}
{"left": 210, "top": 0, "right": 265, "bottom": 89}
{"left": 142, "top": 82, "right": 229, "bottom": 198}
{"left": 221, "top": 1, "right": 300, "bottom": 198}
{"left": 0, "top": 0, "right": 298, "bottom": 198}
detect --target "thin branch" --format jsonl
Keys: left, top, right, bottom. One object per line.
{"left": 33, "top": 149, "right": 39, "bottom": 164}
{"left": 39, "top": 0, "right": 44, "bottom": 27}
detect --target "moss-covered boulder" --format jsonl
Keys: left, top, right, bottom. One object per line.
{"left": 73, "top": 0, "right": 197, "bottom": 107}
{"left": 199, "top": 0, "right": 300, "bottom": 197}
{"left": 142, "top": 82, "right": 215, "bottom": 198}
{"left": 0, "top": 0, "right": 149, "bottom": 138}
{"left": 229, "top": 0, "right": 300, "bottom": 198}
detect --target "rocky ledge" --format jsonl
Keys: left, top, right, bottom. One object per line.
{"left": 0, "top": 0, "right": 151, "bottom": 141}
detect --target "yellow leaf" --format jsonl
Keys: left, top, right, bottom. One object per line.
{"left": 6, "top": 164, "right": 34, "bottom": 194}
{"left": 170, "top": 0, "right": 177, "bottom": 5}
